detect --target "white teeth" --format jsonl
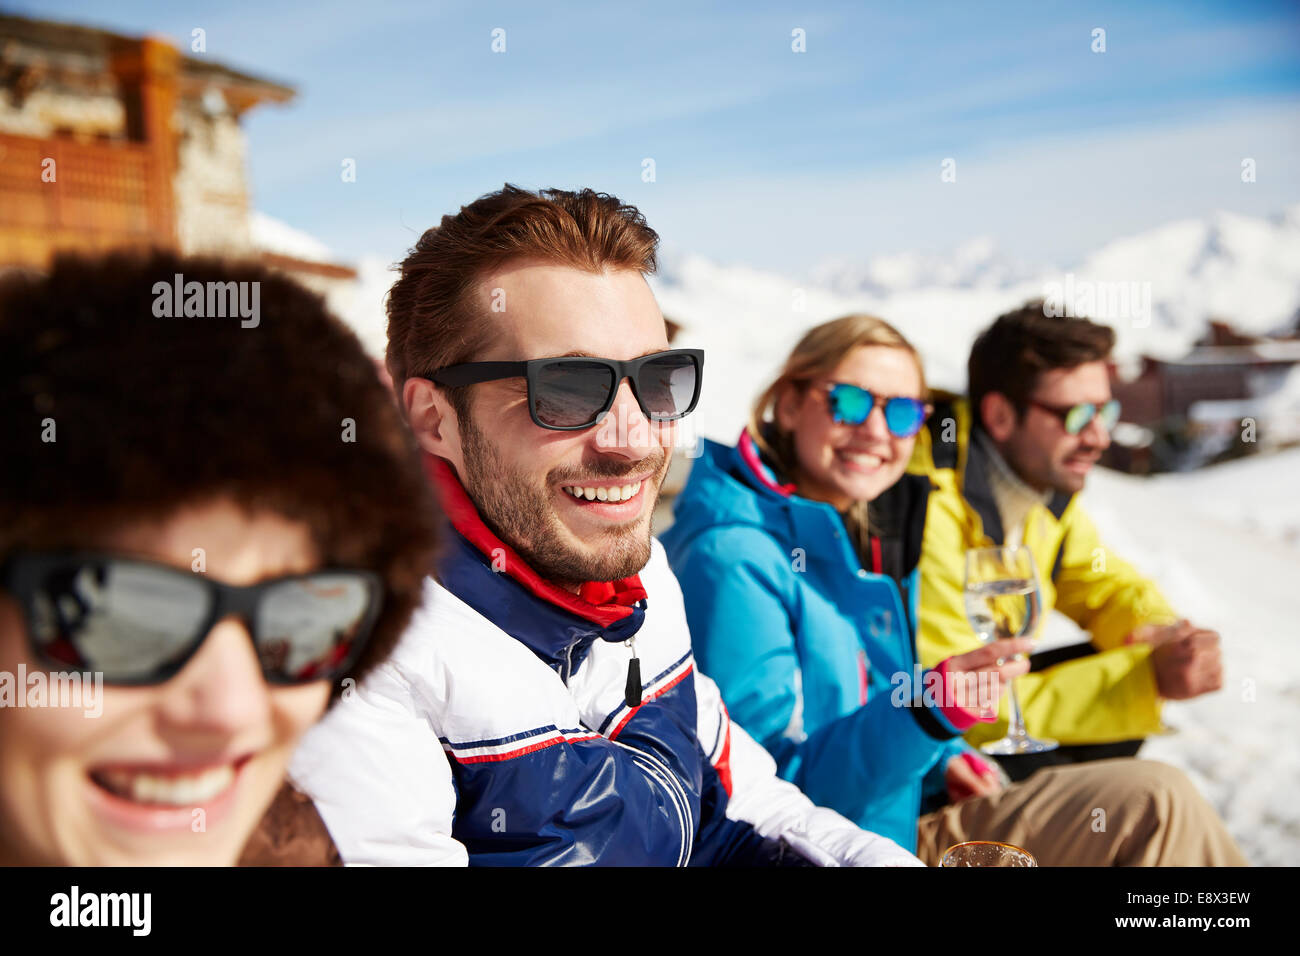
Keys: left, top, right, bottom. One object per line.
{"left": 98, "top": 764, "right": 236, "bottom": 806}
{"left": 563, "top": 480, "right": 643, "bottom": 503}
{"left": 842, "top": 452, "right": 883, "bottom": 467}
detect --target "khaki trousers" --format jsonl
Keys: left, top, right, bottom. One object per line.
{"left": 916, "top": 758, "right": 1248, "bottom": 866}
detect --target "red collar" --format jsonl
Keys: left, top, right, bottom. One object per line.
{"left": 425, "top": 455, "right": 647, "bottom": 627}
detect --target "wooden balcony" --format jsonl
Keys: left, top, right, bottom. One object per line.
{"left": 0, "top": 131, "right": 169, "bottom": 267}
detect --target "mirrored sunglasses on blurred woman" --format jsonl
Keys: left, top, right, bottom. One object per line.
{"left": 0, "top": 251, "right": 439, "bottom": 866}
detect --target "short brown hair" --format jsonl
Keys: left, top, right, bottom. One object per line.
{"left": 0, "top": 250, "right": 439, "bottom": 694}
{"left": 385, "top": 184, "right": 660, "bottom": 414}
{"left": 968, "top": 300, "right": 1115, "bottom": 428}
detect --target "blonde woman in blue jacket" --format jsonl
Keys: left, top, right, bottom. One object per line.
{"left": 660, "top": 314, "right": 1247, "bottom": 866}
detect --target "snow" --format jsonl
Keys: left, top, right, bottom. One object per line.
{"left": 248, "top": 211, "right": 334, "bottom": 263}
{"left": 1075, "top": 209, "right": 1300, "bottom": 361}
{"left": 1076, "top": 457, "right": 1300, "bottom": 866}
{"left": 330, "top": 254, "right": 398, "bottom": 360}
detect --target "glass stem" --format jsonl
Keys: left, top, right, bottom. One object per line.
{"left": 1006, "top": 676, "right": 1029, "bottom": 741}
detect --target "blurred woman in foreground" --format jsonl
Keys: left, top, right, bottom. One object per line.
{"left": 660, "top": 314, "right": 1246, "bottom": 865}
{"left": 0, "top": 252, "right": 438, "bottom": 865}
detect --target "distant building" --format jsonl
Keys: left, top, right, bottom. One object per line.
{"left": 1107, "top": 321, "right": 1300, "bottom": 471}
{"left": 0, "top": 13, "right": 355, "bottom": 295}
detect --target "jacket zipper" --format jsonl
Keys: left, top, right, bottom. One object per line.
{"left": 624, "top": 636, "right": 642, "bottom": 707}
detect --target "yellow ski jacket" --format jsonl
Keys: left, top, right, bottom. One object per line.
{"left": 909, "top": 395, "right": 1177, "bottom": 746}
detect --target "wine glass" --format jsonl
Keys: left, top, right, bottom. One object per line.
{"left": 939, "top": 841, "right": 1037, "bottom": 867}
{"left": 963, "top": 545, "right": 1058, "bottom": 754}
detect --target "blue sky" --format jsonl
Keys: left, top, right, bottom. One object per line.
{"left": 16, "top": 0, "right": 1300, "bottom": 272}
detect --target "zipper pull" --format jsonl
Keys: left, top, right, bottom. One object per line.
{"left": 624, "top": 636, "right": 642, "bottom": 708}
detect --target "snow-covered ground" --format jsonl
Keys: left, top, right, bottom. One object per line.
{"left": 1069, "top": 454, "right": 1300, "bottom": 866}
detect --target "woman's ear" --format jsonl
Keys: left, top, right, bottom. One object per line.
{"left": 773, "top": 382, "right": 803, "bottom": 434}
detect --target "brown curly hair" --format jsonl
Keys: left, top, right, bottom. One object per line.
{"left": 0, "top": 250, "right": 439, "bottom": 697}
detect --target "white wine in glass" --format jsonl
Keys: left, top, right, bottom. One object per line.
{"left": 963, "top": 545, "right": 1057, "bottom": 755}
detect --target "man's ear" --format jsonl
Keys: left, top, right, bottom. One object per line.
{"left": 980, "top": 391, "right": 1018, "bottom": 443}
{"left": 403, "top": 377, "right": 463, "bottom": 463}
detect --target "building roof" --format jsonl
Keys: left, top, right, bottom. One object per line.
{"left": 1155, "top": 341, "right": 1300, "bottom": 367}
{"left": 0, "top": 13, "right": 295, "bottom": 105}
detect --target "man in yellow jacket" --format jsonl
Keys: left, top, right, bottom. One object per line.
{"left": 911, "top": 302, "right": 1223, "bottom": 776}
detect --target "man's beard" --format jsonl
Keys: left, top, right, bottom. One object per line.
{"left": 458, "top": 410, "right": 666, "bottom": 587}
{"left": 1050, "top": 464, "right": 1088, "bottom": 494}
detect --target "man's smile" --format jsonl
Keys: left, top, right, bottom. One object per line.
{"left": 556, "top": 471, "right": 657, "bottom": 523}
{"left": 562, "top": 478, "right": 645, "bottom": 503}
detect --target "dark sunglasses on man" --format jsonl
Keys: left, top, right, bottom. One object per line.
{"left": 422, "top": 348, "right": 704, "bottom": 431}
{"left": 1, "top": 552, "right": 384, "bottom": 686}
{"left": 1025, "top": 397, "right": 1121, "bottom": 436}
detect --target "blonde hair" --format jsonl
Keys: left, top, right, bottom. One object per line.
{"left": 748, "top": 314, "right": 927, "bottom": 547}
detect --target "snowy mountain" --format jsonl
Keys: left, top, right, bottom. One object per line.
{"left": 653, "top": 204, "right": 1300, "bottom": 444}
{"left": 809, "top": 236, "right": 1046, "bottom": 296}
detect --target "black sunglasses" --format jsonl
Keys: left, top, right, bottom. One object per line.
{"left": 423, "top": 348, "right": 704, "bottom": 431}
{"left": 1, "top": 552, "right": 384, "bottom": 687}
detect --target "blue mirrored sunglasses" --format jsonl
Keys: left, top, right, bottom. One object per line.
{"left": 825, "top": 383, "right": 930, "bottom": 438}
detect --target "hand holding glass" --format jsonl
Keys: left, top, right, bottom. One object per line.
{"left": 963, "top": 546, "right": 1057, "bottom": 755}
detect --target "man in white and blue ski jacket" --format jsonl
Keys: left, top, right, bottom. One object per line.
{"left": 290, "top": 459, "right": 917, "bottom": 865}
{"left": 286, "top": 184, "right": 919, "bottom": 866}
